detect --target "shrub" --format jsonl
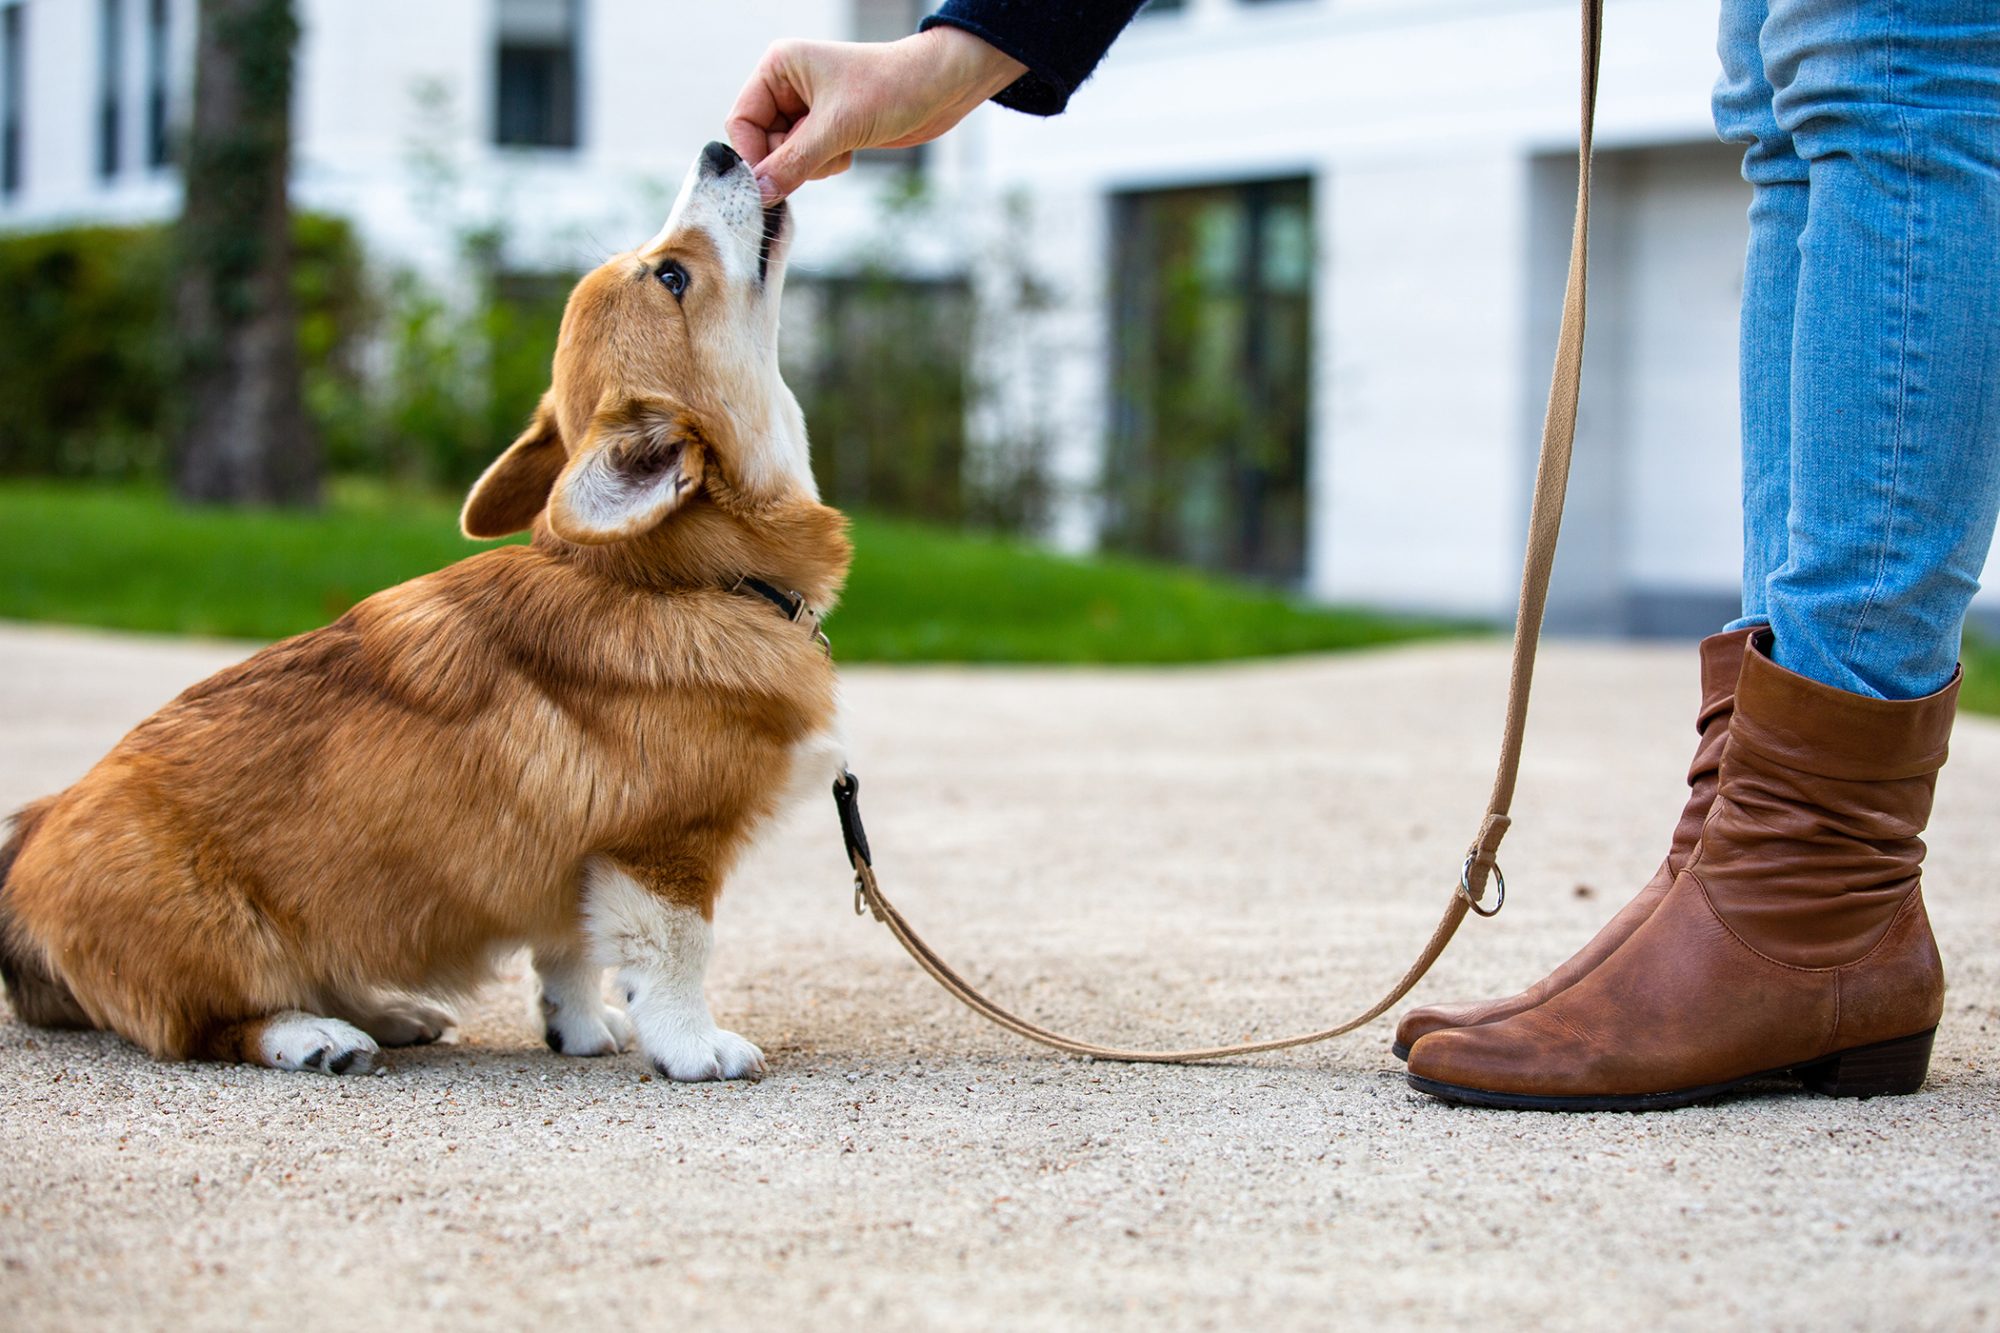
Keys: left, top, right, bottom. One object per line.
{"left": 0, "top": 225, "right": 172, "bottom": 478}
{"left": 317, "top": 261, "right": 564, "bottom": 489}
{"left": 0, "top": 216, "right": 367, "bottom": 481}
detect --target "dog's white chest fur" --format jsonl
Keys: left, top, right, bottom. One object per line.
{"left": 775, "top": 719, "right": 849, "bottom": 825}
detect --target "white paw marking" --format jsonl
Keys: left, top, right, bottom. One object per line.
{"left": 642, "top": 1018, "right": 766, "bottom": 1083}
{"left": 581, "top": 860, "right": 766, "bottom": 1082}
{"left": 258, "top": 1013, "right": 380, "bottom": 1075}
{"left": 535, "top": 951, "right": 633, "bottom": 1058}
{"left": 541, "top": 997, "right": 634, "bottom": 1058}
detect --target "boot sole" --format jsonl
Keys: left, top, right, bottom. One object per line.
{"left": 1404, "top": 1027, "right": 1935, "bottom": 1112}
{"left": 1392, "top": 1042, "right": 1411, "bottom": 1062}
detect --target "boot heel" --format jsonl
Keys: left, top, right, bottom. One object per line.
{"left": 1796, "top": 1028, "right": 1935, "bottom": 1098}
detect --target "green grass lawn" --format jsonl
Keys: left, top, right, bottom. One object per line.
{"left": 0, "top": 480, "right": 1455, "bottom": 664}
{"left": 1961, "top": 638, "right": 2000, "bottom": 718}
{"left": 8, "top": 480, "right": 1996, "bottom": 710}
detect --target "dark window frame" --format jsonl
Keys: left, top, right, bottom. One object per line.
{"left": 2, "top": 3, "right": 22, "bottom": 199}
{"left": 98, "top": 0, "right": 123, "bottom": 180}
{"left": 145, "top": 0, "right": 169, "bottom": 168}
{"left": 1106, "top": 175, "right": 1316, "bottom": 582}
{"left": 494, "top": 0, "right": 582, "bottom": 150}
{"left": 785, "top": 271, "right": 976, "bottom": 520}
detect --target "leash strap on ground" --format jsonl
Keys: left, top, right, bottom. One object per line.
{"left": 832, "top": 0, "right": 1603, "bottom": 1063}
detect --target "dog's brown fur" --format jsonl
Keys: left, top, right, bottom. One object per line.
{"left": 1, "top": 162, "right": 846, "bottom": 1065}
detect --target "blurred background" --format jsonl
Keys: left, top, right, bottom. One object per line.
{"left": 2, "top": 0, "right": 1996, "bottom": 678}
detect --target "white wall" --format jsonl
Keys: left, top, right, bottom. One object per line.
{"left": 288, "top": 0, "right": 952, "bottom": 276}
{"left": 1614, "top": 144, "right": 1749, "bottom": 608}
{"left": 5, "top": 0, "right": 192, "bottom": 224}
{"left": 1534, "top": 141, "right": 1750, "bottom": 635}
{"left": 1, "top": 0, "right": 946, "bottom": 272}
{"left": 1316, "top": 153, "right": 1530, "bottom": 617}
{"left": 11, "top": 0, "right": 100, "bottom": 216}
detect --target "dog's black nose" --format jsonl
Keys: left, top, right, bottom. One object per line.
{"left": 701, "top": 141, "right": 742, "bottom": 176}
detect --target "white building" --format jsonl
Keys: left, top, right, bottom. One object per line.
{"left": 3, "top": 0, "right": 1994, "bottom": 634}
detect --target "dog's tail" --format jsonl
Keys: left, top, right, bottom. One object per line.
{"left": 0, "top": 800, "right": 90, "bottom": 1029}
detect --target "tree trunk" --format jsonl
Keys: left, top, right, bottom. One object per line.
{"left": 172, "top": 0, "right": 316, "bottom": 506}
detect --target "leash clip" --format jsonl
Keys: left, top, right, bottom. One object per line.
{"left": 1458, "top": 853, "right": 1507, "bottom": 918}
{"left": 832, "top": 768, "right": 878, "bottom": 918}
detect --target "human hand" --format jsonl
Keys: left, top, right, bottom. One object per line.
{"left": 726, "top": 26, "right": 1028, "bottom": 202}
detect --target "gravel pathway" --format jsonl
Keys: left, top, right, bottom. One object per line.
{"left": 1, "top": 623, "right": 1994, "bottom": 1330}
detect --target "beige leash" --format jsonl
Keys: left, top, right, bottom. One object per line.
{"left": 830, "top": 0, "right": 1604, "bottom": 1063}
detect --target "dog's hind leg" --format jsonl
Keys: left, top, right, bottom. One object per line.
{"left": 0, "top": 801, "right": 92, "bottom": 1031}
{"left": 332, "top": 992, "right": 458, "bottom": 1047}
{"left": 533, "top": 944, "right": 633, "bottom": 1057}
{"left": 196, "top": 1011, "right": 381, "bottom": 1074}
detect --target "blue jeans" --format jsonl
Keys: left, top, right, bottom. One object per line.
{"left": 1713, "top": 0, "right": 2000, "bottom": 700}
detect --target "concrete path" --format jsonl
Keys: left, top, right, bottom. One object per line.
{"left": 1, "top": 622, "right": 1994, "bottom": 1330}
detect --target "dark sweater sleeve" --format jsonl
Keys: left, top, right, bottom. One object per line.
{"left": 919, "top": 1, "right": 1151, "bottom": 117}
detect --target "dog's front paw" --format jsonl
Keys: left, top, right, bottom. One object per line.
{"left": 258, "top": 1013, "right": 381, "bottom": 1075}
{"left": 543, "top": 1002, "right": 633, "bottom": 1058}
{"left": 646, "top": 1026, "right": 766, "bottom": 1082}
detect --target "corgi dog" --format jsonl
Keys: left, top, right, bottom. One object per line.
{"left": 0, "top": 142, "right": 847, "bottom": 1081}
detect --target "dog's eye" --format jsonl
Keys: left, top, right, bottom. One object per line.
{"left": 656, "top": 261, "right": 689, "bottom": 299}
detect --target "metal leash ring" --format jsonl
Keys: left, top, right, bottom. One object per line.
{"left": 1458, "top": 853, "right": 1507, "bottom": 918}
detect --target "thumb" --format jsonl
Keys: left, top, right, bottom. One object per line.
{"left": 752, "top": 116, "right": 849, "bottom": 202}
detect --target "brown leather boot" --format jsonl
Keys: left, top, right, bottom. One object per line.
{"left": 1391, "top": 627, "right": 1754, "bottom": 1059}
{"left": 1405, "top": 633, "right": 1953, "bottom": 1110}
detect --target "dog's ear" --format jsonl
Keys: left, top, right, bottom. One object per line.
{"left": 544, "top": 394, "right": 708, "bottom": 545}
{"left": 461, "top": 393, "right": 566, "bottom": 539}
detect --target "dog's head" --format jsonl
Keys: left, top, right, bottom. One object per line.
{"left": 461, "top": 141, "right": 808, "bottom": 544}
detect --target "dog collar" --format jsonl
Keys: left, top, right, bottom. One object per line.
{"left": 730, "top": 576, "right": 831, "bottom": 655}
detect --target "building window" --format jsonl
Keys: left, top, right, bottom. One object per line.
{"left": 145, "top": 0, "right": 169, "bottom": 168}
{"left": 98, "top": 0, "right": 124, "bottom": 180}
{"left": 1108, "top": 178, "right": 1314, "bottom": 581}
{"left": 495, "top": 0, "right": 579, "bottom": 149}
{"left": 851, "top": 0, "right": 926, "bottom": 174}
{"left": 784, "top": 274, "right": 976, "bottom": 521}
{"left": 2, "top": 3, "right": 21, "bottom": 199}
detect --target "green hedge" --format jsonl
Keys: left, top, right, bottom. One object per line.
{"left": 0, "top": 217, "right": 572, "bottom": 491}
{"left": 0, "top": 215, "right": 367, "bottom": 481}
{"left": 337, "top": 263, "right": 564, "bottom": 488}
{"left": 0, "top": 226, "right": 169, "bottom": 477}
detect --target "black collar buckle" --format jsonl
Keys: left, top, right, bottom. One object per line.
{"left": 733, "top": 576, "right": 832, "bottom": 656}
